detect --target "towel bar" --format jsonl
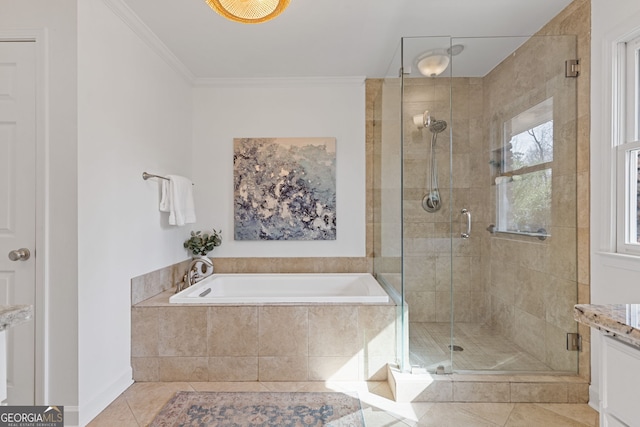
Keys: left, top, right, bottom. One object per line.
{"left": 142, "top": 172, "right": 169, "bottom": 181}
{"left": 142, "top": 172, "right": 194, "bottom": 185}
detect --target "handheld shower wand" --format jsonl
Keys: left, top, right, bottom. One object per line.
{"left": 415, "top": 111, "right": 447, "bottom": 213}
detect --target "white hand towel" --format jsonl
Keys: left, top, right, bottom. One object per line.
{"left": 166, "top": 175, "right": 196, "bottom": 226}
{"left": 159, "top": 180, "right": 170, "bottom": 213}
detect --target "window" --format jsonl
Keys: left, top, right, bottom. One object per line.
{"left": 495, "top": 98, "right": 553, "bottom": 236}
{"left": 616, "top": 35, "right": 640, "bottom": 254}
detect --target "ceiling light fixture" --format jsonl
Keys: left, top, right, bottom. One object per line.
{"left": 415, "top": 49, "right": 450, "bottom": 77}
{"left": 204, "top": 0, "right": 291, "bottom": 24}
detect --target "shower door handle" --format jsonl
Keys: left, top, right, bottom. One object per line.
{"left": 461, "top": 209, "right": 471, "bottom": 239}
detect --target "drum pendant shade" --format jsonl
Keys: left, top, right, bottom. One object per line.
{"left": 205, "top": 0, "right": 291, "bottom": 24}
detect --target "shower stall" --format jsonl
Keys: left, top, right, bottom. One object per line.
{"left": 372, "top": 35, "right": 579, "bottom": 375}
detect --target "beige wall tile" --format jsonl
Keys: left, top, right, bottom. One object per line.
{"left": 514, "top": 269, "right": 545, "bottom": 318}
{"left": 453, "top": 382, "right": 510, "bottom": 402}
{"left": 552, "top": 173, "right": 578, "bottom": 228}
{"left": 358, "top": 305, "right": 396, "bottom": 357}
{"left": 258, "top": 306, "right": 308, "bottom": 356}
{"left": 513, "top": 309, "right": 546, "bottom": 363}
{"left": 577, "top": 226, "right": 590, "bottom": 285}
{"left": 309, "top": 306, "right": 361, "bottom": 357}
{"left": 545, "top": 323, "right": 578, "bottom": 372}
{"left": 567, "top": 383, "right": 589, "bottom": 404}
{"left": 510, "top": 383, "right": 568, "bottom": 403}
{"left": 208, "top": 357, "right": 258, "bottom": 381}
{"left": 131, "top": 307, "right": 158, "bottom": 357}
{"left": 433, "top": 294, "right": 453, "bottom": 326}
{"left": 131, "top": 357, "right": 159, "bottom": 382}
{"left": 208, "top": 306, "right": 258, "bottom": 356}
{"left": 412, "top": 380, "right": 454, "bottom": 402}
{"left": 404, "top": 255, "right": 436, "bottom": 292}
{"left": 544, "top": 276, "right": 578, "bottom": 331}
{"left": 359, "top": 355, "right": 391, "bottom": 381}
{"left": 157, "top": 357, "right": 208, "bottom": 382}
{"left": 258, "top": 356, "right": 308, "bottom": 381}
{"left": 158, "top": 307, "right": 208, "bottom": 357}
{"left": 453, "top": 291, "right": 488, "bottom": 323}
{"left": 406, "top": 291, "right": 436, "bottom": 323}
{"left": 308, "top": 356, "right": 359, "bottom": 381}
{"left": 549, "top": 228, "right": 577, "bottom": 282}
{"left": 131, "top": 260, "right": 190, "bottom": 305}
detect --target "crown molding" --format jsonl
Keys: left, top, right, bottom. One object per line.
{"left": 193, "top": 76, "right": 367, "bottom": 88}
{"left": 101, "top": 0, "right": 195, "bottom": 84}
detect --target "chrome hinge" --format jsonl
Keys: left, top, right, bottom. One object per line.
{"left": 567, "top": 333, "right": 582, "bottom": 351}
{"left": 565, "top": 59, "right": 580, "bottom": 77}
{"left": 399, "top": 67, "right": 411, "bottom": 77}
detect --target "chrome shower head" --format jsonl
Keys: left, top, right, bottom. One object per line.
{"left": 413, "top": 110, "right": 448, "bottom": 133}
{"left": 424, "top": 111, "right": 447, "bottom": 134}
{"left": 428, "top": 119, "right": 447, "bottom": 134}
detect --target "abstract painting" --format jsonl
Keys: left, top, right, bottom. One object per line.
{"left": 234, "top": 137, "right": 336, "bottom": 240}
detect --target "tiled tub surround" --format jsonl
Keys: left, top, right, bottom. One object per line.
{"left": 132, "top": 290, "right": 396, "bottom": 382}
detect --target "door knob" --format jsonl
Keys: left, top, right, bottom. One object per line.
{"left": 8, "top": 248, "right": 30, "bottom": 261}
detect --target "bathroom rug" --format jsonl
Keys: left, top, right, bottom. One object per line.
{"left": 149, "top": 391, "right": 365, "bottom": 426}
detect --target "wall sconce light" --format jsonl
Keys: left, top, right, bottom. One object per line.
{"left": 205, "top": 0, "right": 291, "bottom": 24}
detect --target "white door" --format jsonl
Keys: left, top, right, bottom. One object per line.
{"left": 0, "top": 41, "right": 36, "bottom": 404}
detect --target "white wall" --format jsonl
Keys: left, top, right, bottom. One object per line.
{"left": 591, "top": 0, "right": 640, "bottom": 302}
{"left": 0, "top": 0, "right": 79, "bottom": 419}
{"left": 192, "top": 78, "right": 366, "bottom": 257}
{"left": 590, "top": 0, "right": 640, "bottom": 408}
{"left": 77, "top": 0, "right": 193, "bottom": 424}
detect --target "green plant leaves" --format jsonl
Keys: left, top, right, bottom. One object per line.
{"left": 184, "top": 229, "right": 222, "bottom": 256}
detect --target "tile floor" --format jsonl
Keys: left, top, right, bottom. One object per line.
{"left": 410, "top": 323, "right": 558, "bottom": 372}
{"left": 88, "top": 380, "right": 599, "bottom": 427}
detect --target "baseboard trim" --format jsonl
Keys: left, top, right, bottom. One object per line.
{"left": 588, "top": 384, "right": 600, "bottom": 412}
{"left": 78, "top": 367, "right": 133, "bottom": 426}
{"left": 61, "top": 406, "right": 79, "bottom": 427}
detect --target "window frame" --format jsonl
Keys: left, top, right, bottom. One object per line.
{"left": 496, "top": 99, "right": 554, "bottom": 236}
{"left": 616, "top": 35, "right": 640, "bottom": 255}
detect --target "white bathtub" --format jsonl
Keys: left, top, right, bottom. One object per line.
{"left": 169, "top": 273, "right": 389, "bottom": 304}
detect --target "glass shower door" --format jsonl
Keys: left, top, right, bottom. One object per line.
{"left": 400, "top": 36, "right": 455, "bottom": 373}
{"left": 448, "top": 35, "right": 578, "bottom": 373}
{"left": 392, "top": 34, "right": 579, "bottom": 375}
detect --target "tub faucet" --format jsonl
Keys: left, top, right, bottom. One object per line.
{"left": 176, "top": 257, "right": 215, "bottom": 293}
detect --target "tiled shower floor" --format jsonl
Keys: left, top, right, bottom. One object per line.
{"left": 410, "top": 322, "right": 554, "bottom": 372}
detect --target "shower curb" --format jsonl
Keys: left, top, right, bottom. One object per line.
{"left": 387, "top": 365, "right": 589, "bottom": 403}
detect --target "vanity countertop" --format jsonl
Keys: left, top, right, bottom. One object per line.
{"left": 574, "top": 304, "right": 640, "bottom": 347}
{"left": 0, "top": 305, "right": 33, "bottom": 331}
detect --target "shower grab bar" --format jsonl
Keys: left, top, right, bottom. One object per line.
{"left": 142, "top": 172, "right": 194, "bottom": 185}
{"left": 461, "top": 208, "right": 471, "bottom": 239}
{"left": 485, "top": 224, "right": 549, "bottom": 241}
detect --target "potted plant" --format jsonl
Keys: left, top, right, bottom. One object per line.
{"left": 184, "top": 229, "right": 222, "bottom": 257}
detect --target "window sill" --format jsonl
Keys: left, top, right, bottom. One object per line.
{"left": 594, "top": 251, "right": 640, "bottom": 272}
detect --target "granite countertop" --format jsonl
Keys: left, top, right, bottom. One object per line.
{"left": 574, "top": 304, "right": 640, "bottom": 347}
{"left": 0, "top": 305, "right": 33, "bottom": 331}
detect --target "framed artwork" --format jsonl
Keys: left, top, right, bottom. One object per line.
{"left": 234, "top": 137, "right": 336, "bottom": 240}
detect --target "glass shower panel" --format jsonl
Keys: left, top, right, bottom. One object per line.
{"left": 400, "top": 36, "right": 454, "bottom": 373}
{"left": 450, "top": 35, "right": 578, "bottom": 373}
{"left": 376, "top": 33, "right": 580, "bottom": 375}
{"left": 372, "top": 40, "right": 405, "bottom": 368}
